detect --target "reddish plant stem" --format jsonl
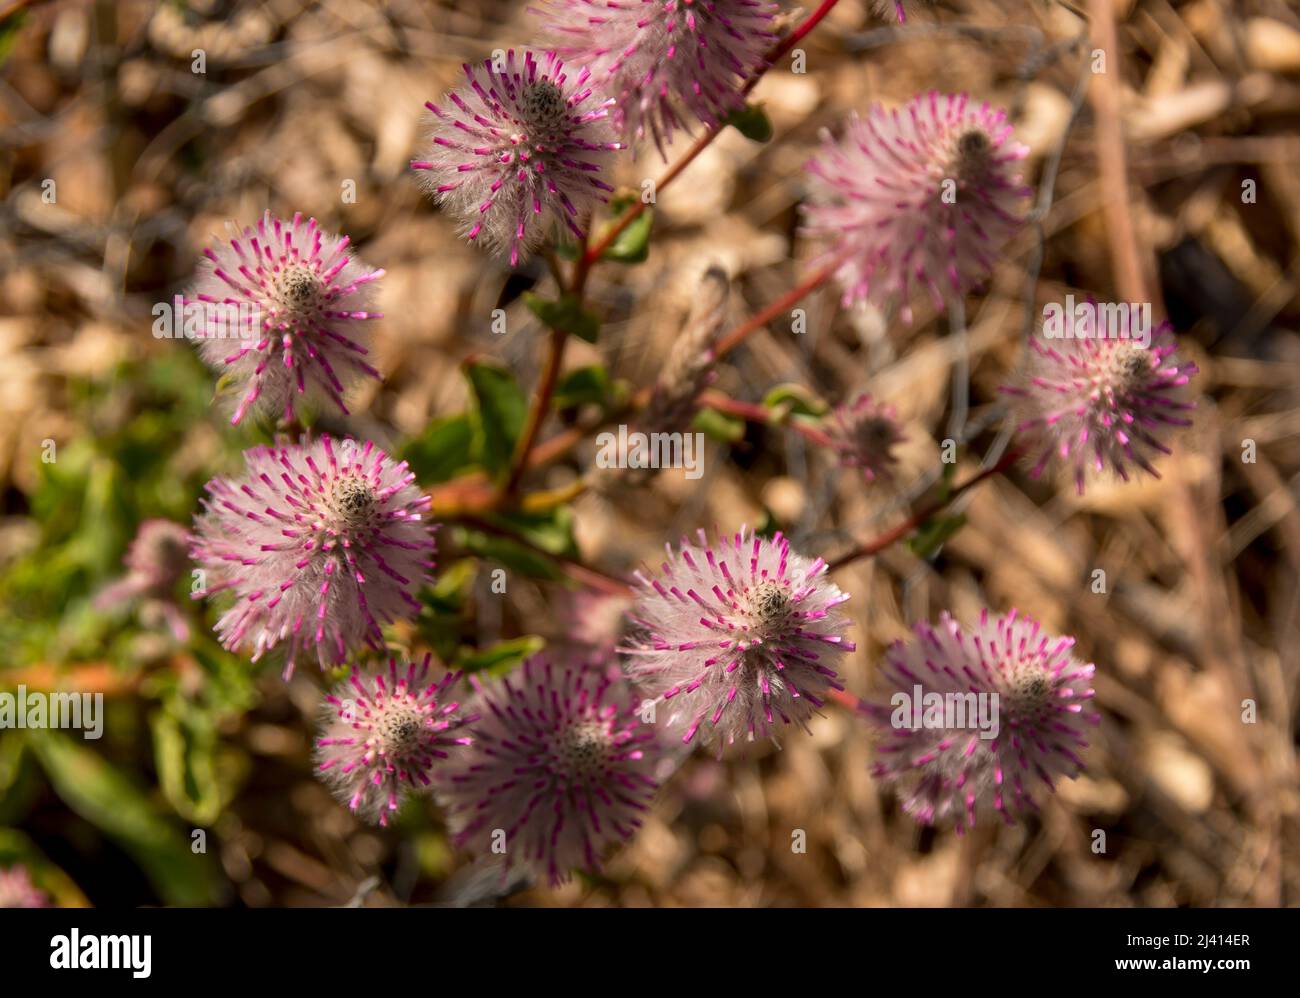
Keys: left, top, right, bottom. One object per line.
{"left": 461, "top": 516, "right": 634, "bottom": 596}
{"left": 502, "top": 325, "right": 569, "bottom": 499}
{"left": 575, "top": 0, "right": 843, "bottom": 276}
{"left": 699, "top": 389, "right": 834, "bottom": 447}
{"left": 827, "top": 448, "right": 1022, "bottom": 572}
{"left": 715, "top": 257, "right": 841, "bottom": 357}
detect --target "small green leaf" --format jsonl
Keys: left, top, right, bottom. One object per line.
{"left": 553, "top": 365, "right": 611, "bottom": 411}
{"left": 907, "top": 512, "right": 967, "bottom": 560}
{"left": 598, "top": 195, "right": 653, "bottom": 263}
{"left": 692, "top": 407, "right": 746, "bottom": 444}
{"left": 0, "top": 13, "right": 28, "bottom": 71}
{"left": 401, "top": 414, "right": 476, "bottom": 483}
{"left": 455, "top": 527, "right": 565, "bottom": 581}
{"left": 28, "top": 730, "right": 217, "bottom": 905}
{"left": 456, "top": 635, "right": 546, "bottom": 677}
{"left": 762, "top": 383, "right": 828, "bottom": 418}
{"left": 464, "top": 362, "right": 528, "bottom": 477}
{"left": 523, "top": 292, "right": 601, "bottom": 344}
{"left": 723, "top": 103, "right": 774, "bottom": 143}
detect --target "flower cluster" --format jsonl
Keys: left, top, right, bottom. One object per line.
{"left": 623, "top": 527, "right": 855, "bottom": 750}
{"left": 861, "top": 608, "right": 1099, "bottom": 832}
{"left": 94, "top": 518, "right": 193, "bottom": 641}
{"left": 188, "top": 211, "right": 384, "bottom": 426}
{"left": 1003, "top": 313, "right": 1199, "bottom": 493}
{"left": 802, "top": 92, "right": 1031, "bottom": 321}
{"left": 190, "top": 435, "right": 436, "bottom": 677}
{"left": 435, "top": 656, "right": 665, "bottom": 885}
{"left": 824, "top": 393, "right": 905, "bottom": 484}
{"left": 316, "top": 657, "right": 475, "bottom": 827}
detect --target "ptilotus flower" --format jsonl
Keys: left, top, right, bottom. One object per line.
{"left": 188, "top": 211, "right": 384, "bottom": 425}
{"left": 824, "top": 393, "right": 904, "bottom": 484}
{"left": 535, "top": 0, "right": 778, "bottom": 155}
{"left": 435, "top": 656, "right": 664, "bottom": 886}
{"left": 802, "top": 92, "right": 1031, "bottom": 321}
{"left": 94, "top": 518, "right": 193, "bottom": 641}
{"left": 412, "top": 49, "right": 621, "bottom": 266}
{"left": 1001, "top": 309, "right": 1199, "bottom": 493}
{"left": 622, "top": 527, "right": 854, "bottom": 749}
{"left": 191, "top": 435, "right": 436, "bottom": 677}
{"left": 861, "top": 608, "right": 1099, "bottom": 832}
{"left": 316, "top": 657, "right": 475, "bottom": 827}
{"left": 0, "top": 865, "right": 48, "bottom": 908}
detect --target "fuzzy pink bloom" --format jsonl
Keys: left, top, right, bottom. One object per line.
{"left": 1002, "top": 309, "right": 1199, "bottom": 493}
{"left": 191, "top": 435, "right": 436, "bottom": 678}
{"left": 435, "top": 656, "right": 663, "bottom": 885}
{"left": 535, "top": 0, "right": 778, "bottom": 156}
{"left": 825, "top": 393, "right": 904, "bottom": 484}
{"left": 94, "top": 518, "right": 193, "bottom": 641}
{"left": 862, "top": 608, "right": 1099, "bottom": 832}
{"left": 0, "top": 865, "right": 48, "bottom": 908}
{"left": 316, "top": 657, "right": 475, "bottom": 827}
{"left": 411, "top": 49, "right": 621, "bottom": 266}
{"left": 802, "top": 92, "right": 1031, "bottom": 321}
{"left": 188, "top": 211, "right": 383, "bottom": 426}
{"left": 622, "top": 527, "right": 854, "bottom": 750}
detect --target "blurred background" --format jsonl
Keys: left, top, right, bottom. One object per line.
{"left": 0, "top": 0, "right": 1297, "bottom": 907}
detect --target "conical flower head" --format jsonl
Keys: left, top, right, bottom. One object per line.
{"left": 412, "top": 49, "right": 621, "bottom": 266}
{"left": 862, "top": 608, "right": 1099, "bottom": 832}
{"left": 825, "top": 393, "right": 904, "bottom": 483}
{"left": 188, "top": 211, "right": 384, "bottom": 425}
{"left": 0, "top": 865, "right": 48, "bottom": 908}
{"left": 802, "top": 92, "right": 1031, "bottom": 321}
{"left": 316, "top": 657, "right": 475, "bottom": 827}
{"left": 536, "top": 0, "right": 778, "bottom": 156}
{"left": 435, "top": 656, "right": 664, "bottom": 886}
{"left": 191, "top": 435, "right": 436, "bottom": 677}
{"left": 623, "top": 527, "right": 855, "bottom": 750}
{"left": 94, "top": 518, "right": 194, "bottom": 641}
{"left": 1002, "top": 308, "right": 1199, "bottom": 493}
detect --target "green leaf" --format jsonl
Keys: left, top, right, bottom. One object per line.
{"left": 464, "top": 361, "right": 528, "bottom": 477}
{"left": 723, "top": 103, "right": 774, "bottom": 143}
{"left": 28, "top": 730, "right": 217, "bottom": 905}
{"left": 762, "top": 383, "right": 828, "bottom": 418}
{"left": 553, "top": 365, "right": 610, "bottom": 411}
{"left": 401, "top": 414, "right": 476, "bottom": 483}
{"left": 456, "top": 636, "right": 546, "bottom": 677}
{"left": 692, "top": 407, "right": 746, "bottom": 444}
{"left": 454, "top": 527, "right": 565, "bottom": 581}
{"left": 598, "top": 195, "right": 653, "bottom": 263}
{"left": 151, "top": 699, "right": 245, "bottom": 826}
{"left": 523, "top": 292, "right": 601, "bottom": 344}
{"left": 907, "top": 512, "right": 967, "bottom": 560}
{"left": 489, "top": 506, "right": 580, "bottom": 559}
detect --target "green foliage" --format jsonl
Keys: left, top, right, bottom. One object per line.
{"left": 464, "top": 360, "right": 528, "bottom": 477}
{"left": 908, "top": 512, "right": 968, "bottom": 560}
{"left": 523, "top": 292, "right": 601, "bottom": 343}
{"left": 455, "top": 635, "right": 546, "bottom": 676}
{"left": 692, "top": 407, "right": 746, "bottom": 444}
{"left": 401, "top": 414, "right": 476, "bottom": 483}
{"left": 597, "top": 194, "right": 653, "bottom": 263}
{"left": 723, "top": 103, "right": 774, "bottom": 143}
{"left": 763, "top": 383, "right": 828, "bottom": 418}
{"left": 554, "top": 364, "right": 612, "bottom": 411}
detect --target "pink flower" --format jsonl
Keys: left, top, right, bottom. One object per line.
{"left": 190, "top": 435, "right": 436, "bottom": 678}
{"left": 622, "top": 527, "right": 855, "bottom": 750}
{"left": 0, "top": 865, "right": 48, "bottom": 908}
{"left": 94, "top": 518, "right": 193, "bottom": 641}
{"left": 824, "top": 393, "right": 904, "bottom": 484}
{"left": 861, "top": 608, "right": 1099, "bottom": 832}
{"left": 188, "top": 211, "right": 384, "bottom": 426}
{"left": 535, "top": 0, "right": 778, "bottom": 156}
{"left": 316, "top": 657, "right": 475, "bottom": 827}
{"left": 802, "top": 92, "right": 1031, "bottom": 321}
{"left": 411, "top": 49, "right": 621, "bottom": 266}
{"left": 1002, "top": 308, "right": 1199, "bottom": 493}
{"left": 435, "top": 656, "right": 664, "bottom": 886}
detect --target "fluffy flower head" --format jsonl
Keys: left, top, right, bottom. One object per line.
{"left": 862, "top": 608, "right": 1099, "bottom": 832}
{"left": 188, "top": 211, "right": 383, "bottom": 425}
{"left": 536, "top": 0, "right": 778, "bottom": 155}
{"left": 94, "top": 518, "right": 193, "bottom": 641}
{"left": 0, "top": 865, "right": 48, "bottom": 908}
{"left": 191, "top": 435, "right": 436, "bottom": 677}
{"left": 1003, "top": 307, "right": 1199, "bottom": 493}
{"left": 825, "top": 393, "right": 904, "bottom": 483}
{"left": 316, "top": 657, "right": 474, "bottom": 827}
{"left": 623, "top": 527, "right": 855, "bottom": 749}
{"left": 802, "top": 92, "right": 1031, "bottom": 321}
{"left": 436, "top": 656, "right": 664, "bottom": 885}
{"left": 412, "top": 49, "right": 621, "bottom": 265}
